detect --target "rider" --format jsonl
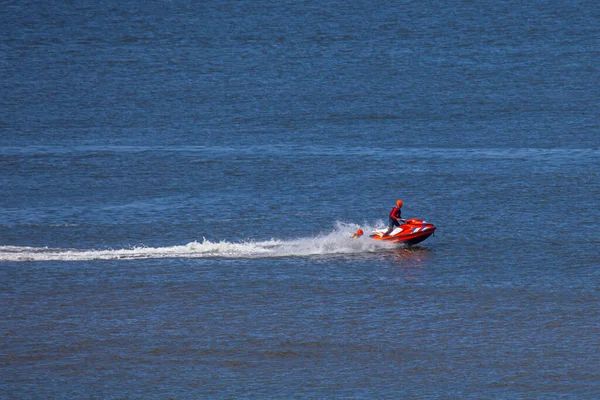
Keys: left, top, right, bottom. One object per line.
{"left": 383, "top": 199, "right": 406, "bottom": 236}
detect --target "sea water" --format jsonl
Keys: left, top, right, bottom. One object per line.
{"left": 1, "top": 1, "right": 599, "bottom": 398}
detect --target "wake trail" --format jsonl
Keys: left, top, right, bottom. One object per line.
{"left": 0, "top": 222, "right": 396, "bottom": 262}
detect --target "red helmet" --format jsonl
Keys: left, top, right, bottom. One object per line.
{"left": 396, "top": 199, "right": 403, "bottom": 208}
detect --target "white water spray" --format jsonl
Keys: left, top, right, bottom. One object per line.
{"left": 0, "top": 222, "right": 398, "bottom": 262}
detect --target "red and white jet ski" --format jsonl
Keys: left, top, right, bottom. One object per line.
{"left": 353, "top": 218, "right": 436, "bottom": 246}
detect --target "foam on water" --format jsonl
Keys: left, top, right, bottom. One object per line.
{"left": 0, "top": 222, "right": 398, "bottom": 262}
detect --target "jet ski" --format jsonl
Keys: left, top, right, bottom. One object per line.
{"left": 353, "top": 218, "right": 436, "bottom": 246}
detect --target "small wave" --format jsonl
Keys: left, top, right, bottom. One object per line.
{"left": 0, "top": 223, "right": 397, "bottom": 262}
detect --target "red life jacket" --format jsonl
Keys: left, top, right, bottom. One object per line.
{"left": 389, "top": 206, "right": 402, "bottom": 220}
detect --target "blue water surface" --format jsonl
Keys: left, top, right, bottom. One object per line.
{"left": 1, "top": 0, "right": 599, "bottom": 398}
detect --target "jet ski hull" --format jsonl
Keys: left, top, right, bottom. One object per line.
{"left": 368, "top": 219, "right": 436, "bottom": 246}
